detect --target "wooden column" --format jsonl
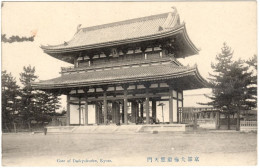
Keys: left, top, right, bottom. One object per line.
{"left": 66, "top": 95, "right": 70, "bottom": 126}
{"left": 74, "top": 57, "right": 78, "bottom": 68}
{"left": 144, "top": 83, "right": 151, "bottom": 124}
{"left": 103, "top": 86, "right": 108, "bottom": 125}
{"left": 88, "top": 55, "right": 94, "bottom": 66}
{"left": 152, "top": 100, "right": 156, "bottom": 122}
{"left": 85, "top": 100, "right": 88, "bottom": 125}
{"left": 131, "top": 101, "right": 137, "bottom": 123}
{"left": 115, "top": 102, "right": 120, "bottom": 125}
{"left": 177, "top": 91, "right": 179, "bottom": 123}
{"left": 140, "top": 102, "right": 144, "bottom": 119}
{"left": 141, "top": 45, "right": 147, "bottom": 59}
{"left": 181, "top": 90, "right": 184, "bottom": 108}
{"left": 78, "top": 97, "right": 81, "bottom": 125}
{"left": 122, "top": 47, "right": 128, "bottom": 60}
{"left": 104, "top": 49, "right": 111, "bottom": 62}
{"left": 83, "top": 88, "right": 89, "bottom": 126}
{"left": 122, "top": 84, "right": 129, "bottom": 124}
{"left": 122, "top": 103, "right": 125, "bottom": 124}
{"left": 136, "top": 102, "right": 140, "bottom": 119}
{"left": 95, "top": 102, "right": 100, "bottom": 125}
{"left": 169, "top": 85, "right": 174, "bottom": 124}
{"left": 112, "top": 102, "right": 116, "bottom": 123}
{"left": 95, "top": 103, "right": 98, "bottom": 125}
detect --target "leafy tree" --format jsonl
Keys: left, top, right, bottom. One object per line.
{"left": 1, "top": 70, "right": 21, "bottom": 131}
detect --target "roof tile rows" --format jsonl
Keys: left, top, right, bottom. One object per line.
{"left": 32, "top": 63, "right": 207, "bottom": 89}
{"left": 41, "top": 10, "right": 180, "bottom": 51}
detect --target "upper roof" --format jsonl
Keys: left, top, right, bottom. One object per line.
{"left": 41, "top": 7, "right": 199, "bottom": 56}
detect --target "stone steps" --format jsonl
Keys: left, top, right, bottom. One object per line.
{"left": 46, "top": 124, "right": 190, "bottom": 134}
{"left": 46, "top": 126, "right": 76, "bottom": 133}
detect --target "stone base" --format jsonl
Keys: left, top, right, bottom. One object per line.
{"left": 240, "top": 126, "right": 257, "bottom": 132}
{"left": 138, "top": 124, "right": 193, "bottom": 132}
{"left": 46, "top": 126, "right": 76, "bottom": 133}
{"left": 45, "top": 124, "right": 192, "bottom": 134}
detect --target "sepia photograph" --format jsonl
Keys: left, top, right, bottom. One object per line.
{"left": 1, "top": 0, "right": 258, "bottom": 166}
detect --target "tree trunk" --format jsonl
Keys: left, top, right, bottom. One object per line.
{"left": 28, "top": 122, "right": 31, "bottom": 132}
{"left": 236, "top": 109, "right": 240, "bottom": 131}
{"left": 13, "top": 122, "right": 17, "bottom": 133}
{"left": 227, "top": 113, "right": 230, "bottom": 130}
{"left": 193, "top": 113, "right": 197, "bottom": 130}
{"left": 5, "top": 123, "right": 10, "bottom": 132}
{"left": 215, "top": 112, "right": 220, "bottom": 130}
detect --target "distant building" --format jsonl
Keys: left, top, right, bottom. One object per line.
{"left": 32, "top": 8, "right": 207, "bottom": 125}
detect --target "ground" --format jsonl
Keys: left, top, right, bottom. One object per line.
{"left": 1, "top": 131, "right": 257, "bottom": 166}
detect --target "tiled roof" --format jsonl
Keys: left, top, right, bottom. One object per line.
{"left": 41, "top": 8, "right": 190, "bottom": 53}
{"left": 32, "top": 63, "right": 207, "bottom": 90}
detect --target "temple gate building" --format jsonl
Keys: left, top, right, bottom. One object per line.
{"left": 32, "top": 7, "right": 207, "bottom": 126}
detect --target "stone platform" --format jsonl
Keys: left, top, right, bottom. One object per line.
{"left": 46, "top": 124, "right": 193, "bottom": 134}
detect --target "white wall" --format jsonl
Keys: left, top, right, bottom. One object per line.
{"left": 156, "top": 101, "right": 169, "bottom": 123}
{"left": 88, "top": 104, "right": 96, "bottom": 124}
{"left": 70, "top": 104, "right": 79, "bottom": 124}
{"left": 70, "top": 104, "right": 96, "bottom": 125}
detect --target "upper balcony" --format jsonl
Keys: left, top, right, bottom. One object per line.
{"left": 60, "top": 53, "right": 183, "bottom": 75}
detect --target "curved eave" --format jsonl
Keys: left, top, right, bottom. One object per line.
{"left": 32, "top": 67, "right": 207, "bottom": 91}
{"left": 41, "top": 24, "right": 199, "bottom": 56}
{"left": 181, "top": 24, "right": 200, "bottom": 55}
{"left": 192, "top": 66, "right": 209, "bottom": 88}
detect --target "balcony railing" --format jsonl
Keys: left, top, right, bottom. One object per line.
{"left": 60, "top": 57, "right": 176, "bottom": 74}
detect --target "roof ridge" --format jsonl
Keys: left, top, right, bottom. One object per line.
{"left": 80, "top": 12, "right": 170, "bottom": 32}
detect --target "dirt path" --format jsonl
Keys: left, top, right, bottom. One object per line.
{"left": 2, "top": 132, "right": 257, "bottom": 166}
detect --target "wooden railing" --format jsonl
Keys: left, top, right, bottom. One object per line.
{"left": 60, "top": 57, "right": 176, "bottom": 74}
{"left": 61, "top": 66, "right": 74, "bottom": 72}
{"left": 240, "top": 120, "right": 257, "bottom": 127}
{"left": 47, "top": 116, "right": 67, "bottom": 126}
{"left": 178, "top": 107, "right": 257, "bottom": 131}
{"left": 178, "top": 107, "right": 216, "bottom": 124}
{"left": 240, "top": 120, "right": 257, "bottom": 132}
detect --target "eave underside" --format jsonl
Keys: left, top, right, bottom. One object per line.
{"left": 32, "top": 65, "right": 208, "bottom": 92}
{"left": 42, "top": 26, "right": 199, "bottom": 64}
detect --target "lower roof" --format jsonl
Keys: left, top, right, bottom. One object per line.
{"left": 32, "top": 63, "right": 208, "bottom": 91}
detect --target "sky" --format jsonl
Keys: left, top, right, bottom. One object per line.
{"left": 1, "top": 1, "right": 257, "bottom": 109}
